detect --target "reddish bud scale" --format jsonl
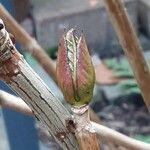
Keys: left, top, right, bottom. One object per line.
{"left": 56, "top": 29, "right": 95, "bottom": 106}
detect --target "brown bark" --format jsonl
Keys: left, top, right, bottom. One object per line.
{"left": 72, "top": 107, "right": 99, "bottom": 150}
{"left": 103, "top": 0, "right": 150, "bottom": 111}
{"left": 77, "top": 130, "right": 99, "bottom": 150}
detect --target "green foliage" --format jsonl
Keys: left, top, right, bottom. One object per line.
{"left": 104, "top": 57, "right": 133, "bottom": 78}
{"left": 46, "top": 47, "right": 58, "bottom": 59}
{"left": 103, "top": 57, "right": 139, "bottom": 94}
{"left": 133, "top": 135, "right": 150, "bottom": 143}
{"left": 104, "top": 54, "right": 150, "bottom": 95}
{"left": 118, "top": 80, "right": 140, "bottom": 94}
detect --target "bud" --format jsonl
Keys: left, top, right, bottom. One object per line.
{"left": 56, "top": 29, "right": 95, "bottom": 106}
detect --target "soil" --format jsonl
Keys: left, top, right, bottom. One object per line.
{"left": 94, "top": 63, "right": 150, "bottom": 137}
{"left": 99, "top": 103, "right": 150, "bottom": 136}
{"left": 91, "top": 92, "right": 150, "bottom": 149}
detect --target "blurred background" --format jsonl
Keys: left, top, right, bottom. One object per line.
{"left": 0, "top": 0, "right": 150, "bottom": 150}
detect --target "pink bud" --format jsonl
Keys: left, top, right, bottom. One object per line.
{"left": 56, "top": 29, "right": 95, "bottom": 106}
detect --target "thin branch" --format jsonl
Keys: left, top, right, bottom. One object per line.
{"left": 91, "top": 122, "right": 150, "bottom": 150}
{"left": 0, "top": 90, "right": 33, "bottom": 116}
{"left": 72, "top": 106, "right": 100, "bottom": 150}
{"left": 103, "top": 0, "right": 150, "bottom": 111}
{"left": 0, "top": 4, "right": 100, "bottom": 123}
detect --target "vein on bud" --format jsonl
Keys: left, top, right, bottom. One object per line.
{"left": 65, "top": 29, "right": 78, "bottom": 82}
{"left": 65, "top": 29, "right": 80, "bottom": 101}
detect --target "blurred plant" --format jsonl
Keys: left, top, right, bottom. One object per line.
{"left": 133, "top": 135, "right": 150, "bottom": 143}
{"left": 46, "top": 47, "right": 58, "bottom": 60}
{"left": 104, "top": 57, "right": 141, "bottom": 95}
{"left": 104, "top": 57, "right": 133, "bottom": 78}
{"left": 119, "top": 80, "right": 140, "bottom": 94}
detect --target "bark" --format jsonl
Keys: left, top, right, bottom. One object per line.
{"left": 103, "top": 0, "right": 150, "bottom": 111}
{"left": 72, "top": 106, "right": 99, "bottom": 150}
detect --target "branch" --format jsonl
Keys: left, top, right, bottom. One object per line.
{"left": 0, "top": 4, "right": 100, "bottom": 123}
{"left": 103, "top": 0, "right": 150, "bottom": 111}
{"left": 72, "top": 106, "right": 99, "bottom": 150}
{"left": 0, "top": 90, "right": 33, "bottom": 116}
{"left": 0, "top": 19, "right": 78, "bottom": 150}
{"left": 91, "top": 122, "right": 150, "bottom": 150}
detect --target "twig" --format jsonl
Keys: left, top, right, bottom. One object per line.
{"left": 0, "top": 90, "right": 33, "bottom": 116}
{"left": 0, "top": 19, "right": 79, "bottom": 150}
{"left": 0, "top": 4, "right": 100, "bottom": 123}
{"left": 91, "top": 122, "right": 150, "bottom": 150}
{"left": 103, "top": 0, "right": 150, "bottom": 111}
{"left": 72, "top": 106, "right": 99, "bottom": 150}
